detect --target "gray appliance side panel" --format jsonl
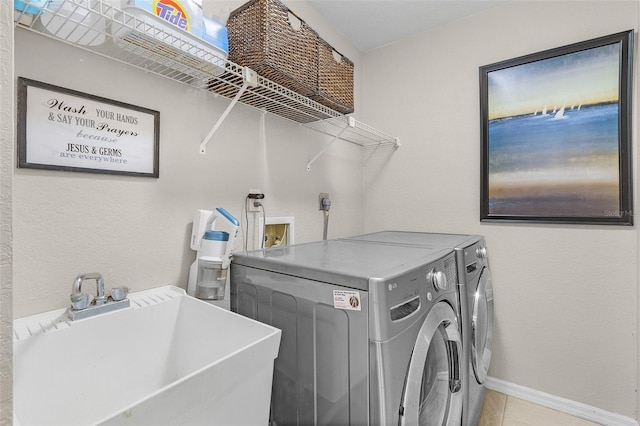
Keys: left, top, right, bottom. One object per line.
{"left": 230, "top": 264, "right": 369, "bottom": 426}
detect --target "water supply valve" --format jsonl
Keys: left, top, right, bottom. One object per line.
{"left": 319, "top": 193, "right": 331, "bottom": 211}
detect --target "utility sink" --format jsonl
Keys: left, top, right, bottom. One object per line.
{"left": 13, "top": 286, "right": 281, "bottom": 426}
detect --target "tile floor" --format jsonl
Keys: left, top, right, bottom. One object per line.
{"left": 478, "top": 390, "right": 601, "bottom": 426}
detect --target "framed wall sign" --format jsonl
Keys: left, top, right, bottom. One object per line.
{"left": 479, "top": 30, "right": 633, "bottom": 225}
{"left": 17, "top": 77, "right": 160, "bottom": 178}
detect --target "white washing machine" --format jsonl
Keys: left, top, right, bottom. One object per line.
{"left": 230, "top": 239, "right": 464, "bottom": 425}
{"left": 343, "top": 232, "right": 494, "bottom": 426}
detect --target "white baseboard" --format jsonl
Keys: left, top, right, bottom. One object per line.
{"left": 485, "top": 377, "right": 638, "bottom": 426}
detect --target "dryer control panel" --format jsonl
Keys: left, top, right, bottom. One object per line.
{"left": 369, "top": 251, "right": 458, "bottom": 342}
{"left": 459, "top": 238, "right": 489, "bottom": 282}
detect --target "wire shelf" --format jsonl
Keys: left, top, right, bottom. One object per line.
{"left": 13, "top": 0, "right": 399, "bottom": 149}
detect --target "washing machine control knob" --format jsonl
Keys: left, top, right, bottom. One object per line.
{"left": 427, "top": 270, "right": 448, "bottom": 291}
{"left": 476, "top": 246, "right": 487, "bottom": 260}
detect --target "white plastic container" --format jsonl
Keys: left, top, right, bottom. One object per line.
{"left": 112, "top": 0, "right": 228, "bottom": 77}
{"left": 40, "top": 0, "right": 106, "bottom": 46}
{"left": 196, "top": 258, "right": 227, "bottom": 300}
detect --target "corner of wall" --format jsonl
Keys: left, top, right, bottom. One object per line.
{"left": 0, "top": 1, "right": 14, "bottom": 423}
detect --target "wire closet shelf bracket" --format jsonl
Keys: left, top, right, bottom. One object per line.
{"left": 13, "top": 0, "right": 400, "bottom": 165}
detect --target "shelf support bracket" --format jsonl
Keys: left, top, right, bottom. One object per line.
{"left": 306, "top": 117, "right": 355, "bottom": 171}
{"left": 199, "top": 67, "right": 259, "bottom": 154}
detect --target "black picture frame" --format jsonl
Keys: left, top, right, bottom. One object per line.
{"left": 480, "top": 30, "right": 633, "bottom": 225}
{"left": 17, "top": 77, "right": 160, "bottom": 178}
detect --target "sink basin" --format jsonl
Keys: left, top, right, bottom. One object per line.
{"left": 13, "top": 286, "right": 281, "bottom": 426}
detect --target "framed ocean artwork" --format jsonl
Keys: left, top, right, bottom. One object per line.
{"left": 479, "top": 30, "right": 633, "bottom": 225}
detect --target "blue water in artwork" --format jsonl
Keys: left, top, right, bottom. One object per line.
{"left": 487, "top": 103, "right": 620, "bottom": 216}
{"left": 489, "top": 103, "right": 618, "bottom": 171}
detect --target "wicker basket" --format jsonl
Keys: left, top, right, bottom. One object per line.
{"left": 311, "top": 40, "right": 354, "bottom": 114}
{"left": 226, "top": 0, "right": 319, "bottom": 97}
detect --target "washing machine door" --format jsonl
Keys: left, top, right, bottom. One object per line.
{"left": 471, "top": 267, "right": 494, "bottom": 384}
{"left": 399, "top": 302, "right": 463, "bottom": 426}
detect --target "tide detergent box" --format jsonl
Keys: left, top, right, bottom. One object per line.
{"left": 123, "top": 0, "right": 204, "bottom": 39}
{"left": 203, "top": 16, "right": 229, "bottom": 54}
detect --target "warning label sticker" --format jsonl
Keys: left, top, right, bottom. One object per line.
{"left": 333, "top": 290, "right": 361, "bottom": 311}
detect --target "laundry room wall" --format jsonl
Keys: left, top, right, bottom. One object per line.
{"left": 0, "top": 1, "right": 14, "bottom": 423}
{"left": 361, "top": 0, "right": 639, "bottom": 421}
{"left": 10, "top": 0, "right": 366, "bottom": 319}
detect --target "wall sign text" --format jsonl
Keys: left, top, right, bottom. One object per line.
{"left": 17, "top": 77, "right": 160, "bottom": 178}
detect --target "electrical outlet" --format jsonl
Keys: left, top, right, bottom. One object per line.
{"left": 247, "top": 188, "right": 264, "bottom": 212}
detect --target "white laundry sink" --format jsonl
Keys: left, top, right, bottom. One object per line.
{"left": 13, "top": 285, "right": 281, "bottom": 426}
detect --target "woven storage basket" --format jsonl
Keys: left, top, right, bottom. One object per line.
{"left": 311, "top": 40, "right": 354, "bottom": 114}
{"left": 227, "top": 0, "right": 319, "bottom": 97}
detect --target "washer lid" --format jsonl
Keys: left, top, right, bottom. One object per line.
{"left": 231, "top": 240, "right": 451, "bottom": 290}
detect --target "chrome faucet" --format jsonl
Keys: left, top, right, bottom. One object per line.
{"left": 72, "top": 272, "right": 108, "bottom": 306}
{"left": 68, "top": 272, "right": 130, "bottom": 320}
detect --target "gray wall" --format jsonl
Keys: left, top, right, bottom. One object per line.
{"left": 0, "top": 1, "right": 14, "bottom": 423}
{"left": 10, "top": 0, "right": 370, "bottom": 319}
{"left": 2, "top": 0, "right": 640, "bottom": 423}
{"left": 361, "top": 0, "right": 639, "bottom": 419}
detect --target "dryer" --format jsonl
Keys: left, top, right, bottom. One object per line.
{"left": 343, "top": 231, "right": 494, "bottom": 426}
{"left": 230, "top": 239, "right": 464, "bottom": 425}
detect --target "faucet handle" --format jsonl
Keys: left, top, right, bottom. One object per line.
{"left": 110, "top": 287, "right": 130, "bottom": 301}
{"left": 70, "top": 292, "right": 94, "bottom": 310}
